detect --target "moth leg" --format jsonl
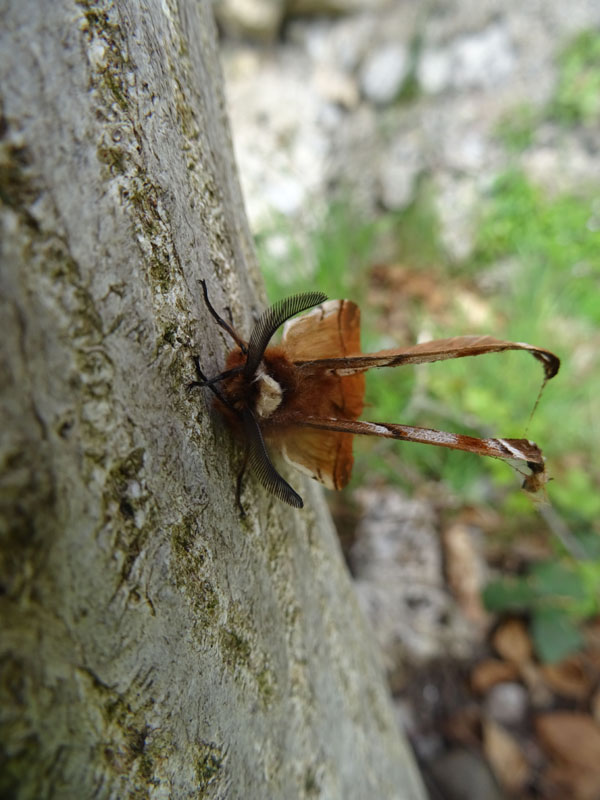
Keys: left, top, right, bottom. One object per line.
{"left": 191, "top": 353, "right": 209, "bottom": 383}
{"left": 224, "top": 305, "right": 235, "bottom": 327}
{"left": 188, "top": 360, "right": 242, "bottom": 389}
{"left": 200, "top": 279, "right": 248, "bottom": 354}
{"left": 236, "top": 443, "right": 250, "bottom": 517}
{"left": 187, "top": 355, "right": 236, "bottom": 412}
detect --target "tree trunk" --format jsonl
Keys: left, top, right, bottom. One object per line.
{"left": 0, "top": 1, "right": 426, "bottom": 798}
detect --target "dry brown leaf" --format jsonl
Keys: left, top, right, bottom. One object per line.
{"left": 583, "top": 620, "right": 600, "bottom": 675}
{"left": 535, "top": 712, "right": 600, "bottom": 771}
{"left": 520, "top": 661, "right": 554, "bottom": 708}
{"left": 471, "top": 659, "right": 519, "bottom": 694}
{"left": 369, "top": 263, "right": 448, "bottom": 315}
{"left": 541, "top": 763, "right": 600, "bottom": 800}
{"left": 592, "top": 689, "right": 600, "bottom": 725}
{"left": 443, "top": 522, "right": 488, "bottom": 625}
{"left": 541, "top": 656, "right": 591, "bottom": 700}
{"left": 493, "top": 619, "right": 533, "bottom": 666}
{"left": 491, "top": 623, "right": 552, "bottom": 706}
{"left": 482, "top": 718, "right": 529, "bottom": 794}
{"left": 455, "top": 505, "right": 502, "bottom": 533}
{"left": 371, "top": 262, "right": 442, "bottom": 297}
{"left": 584, "top": 618, "right": 600, "bottom": 653}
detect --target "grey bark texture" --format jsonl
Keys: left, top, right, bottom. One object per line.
{"left": 0, "top": 1, "right": 426, "bottom": 798}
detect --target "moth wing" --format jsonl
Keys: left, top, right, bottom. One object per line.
{"left": 282, "top": 298, "right": 361, "bottom": 358}
{"left": 380, "top": 335, "right": 560, "bottom": 379}
{"left": 280, "top": 414, "right": 550, "bottom": 493}
{"left": 279, "top": 299, "right": 365, "bottom": 488}
{"left": 281, "top": 428, "right": 354, "bottom": 490}
{"left": 282, "top": 298, "right": 365, "bottom": 419}
{"left": 294, "top": 334, "right": 560, "bottom": 381}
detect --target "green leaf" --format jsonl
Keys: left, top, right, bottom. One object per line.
{"left": 531, "top": 561, "right": 588, "bottom": 603}
{"left": 482, "top": 578, "right": 536, "bottom": 611}
{"left": 531, "top": 607, "right": 584, "bottom": 663}
{"left": 575, "top": 530, "right": 600, "bottom": 559}
{"left": 576, "top": 561, "right": 600, "bottom": 616}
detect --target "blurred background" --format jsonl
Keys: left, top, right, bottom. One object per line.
{"left": 215, "top": 1, "right": 600, "bottom": 796}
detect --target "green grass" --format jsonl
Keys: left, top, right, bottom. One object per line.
{"left": 471, "top": 169, "right": 600, "bottom": 324}
{"left": 549, "top": 29, "right": 600, "bottom": 126}
{"left": 495, "top": 104, "right": 538, "bottom": 152}
{"left": 258, "top": 201, "right": 378, "bottom": 302}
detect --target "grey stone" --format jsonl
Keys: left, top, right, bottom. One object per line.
{"left": 360, "top": 43, "right": 410, "bottom": 105}
{"left": 429, "top": 749, "right": 505, "bottom": 800}
{"left": 289, "top": 0, "right": 389, "bottom": 15}
{"left": 351, "top": 490, "right": 476, "bottom": 665}
{"left": 452, "top": 23, "right": 515, "bottom": 89}
{"left": 214, "top": 0, "right": 286, "bottom": 41}
{"left": 378, "top": 133, "right": 423, "bottom": 210}
{"left": 418, "top": 22, "right": 515, "bottom": 95}
{"left": 485, "top": 682, "right": 529, "bottom": 727}
{"left": 434, "top": 174, "right": 480, "bottom": 262}
{"left": 417, "top": 47, "right": 452, "bottom": 94}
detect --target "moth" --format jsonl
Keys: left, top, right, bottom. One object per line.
{"left": 190, "top": 281, "right": 560, "bottom": 509}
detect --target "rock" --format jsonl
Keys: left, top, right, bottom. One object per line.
{"left": 313, "top": 64, "right": 360, "bottom": 109}
{"left": 521, "top": 127, "right": 600, "bottom": 195}
{"left": 287, "top": 16, "right": 375, "bottom": 71}
{"left": 324, "top": 15, "right": 377, "bottom": 71}
{"left": 452, "top": 23, "right": 515, "bottom": 89}
{"left": 428, "top": 748, "right": 506, "bottom": 800}
{"left": 484, "top": 682, "right": 529, "bottom": 727}
{"left": 350, "top": 489, "right": 476, "bottom": 666}
{"left": 360, "top": 43, "right": 410, "bottom": 105}
{"left": 213, "top": 0, "right": 286, "bottom": 42}
{"left": 378, "top": 132, "right": 423, "bottom": 210}
{"left": 263, "top": 173, "right": 306, "bottom": 215}
{"left": 288, "top": 0, "right": 388, "bottom": 15}
{"left": 223, "top": 47, "right": 329, "bottom": 230}
{"left": 434, "top": 173, "right": 479, "bottom": 262}
{"left": 418, "top": 22, "right": 515, "bottom": 94}
{"left": 417, "top": 48, "right": 452, "bottom": 95}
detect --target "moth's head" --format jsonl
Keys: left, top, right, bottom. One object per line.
{"left": 221, "top": 344, "right": 294, "bottom": 422}
{"left": 220, "top": 348, "right": 252, "bottom": 415}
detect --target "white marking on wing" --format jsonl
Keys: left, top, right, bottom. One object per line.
{"left": 497, "top": 438, "right": 525, "bottom": 459}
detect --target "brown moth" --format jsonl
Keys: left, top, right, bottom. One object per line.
{"left": 190, "top": 282, "right": 560, "bottom": 509}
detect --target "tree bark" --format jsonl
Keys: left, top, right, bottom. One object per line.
{"left": 0, "top": 1, "right": 426, "bottom": 798}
